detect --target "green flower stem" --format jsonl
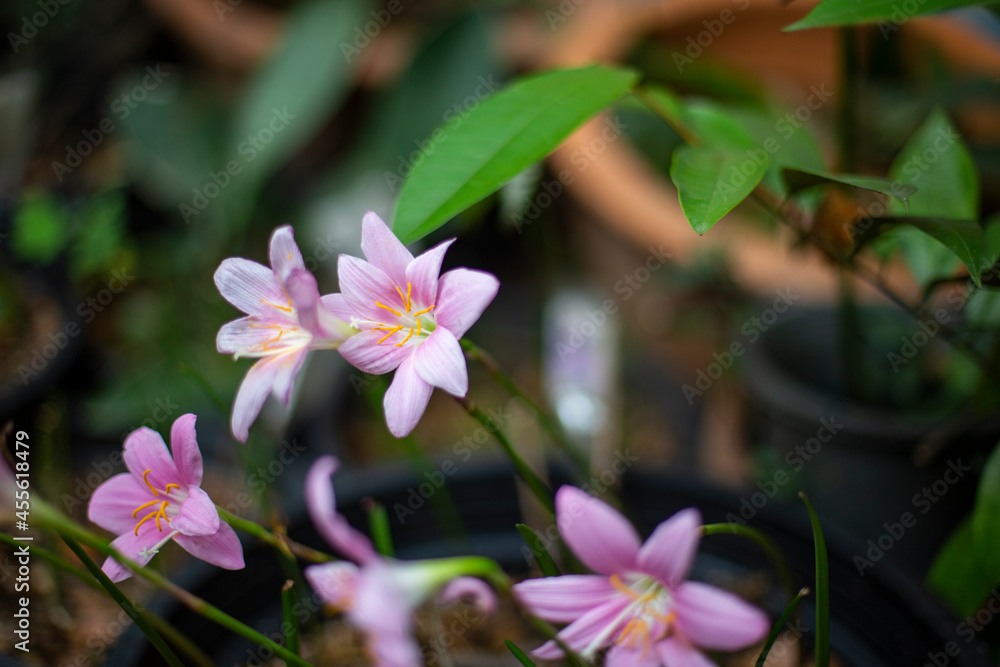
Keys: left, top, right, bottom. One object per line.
{"left": 455, "top": 396, "right": 555, "bottom": 516}
{"left": 800, "top": 493, "right": 830, "bottom": 667}
{"left": 461, "top": 338, "right": 590, "bottom": 476}
{"left": 217, "top": 507, "right": 332, "bottom": 563}
{"left": 0, "top": 533, "right": 215, "bottom": 667}
{"left": 59, "top": 534, "right": 184, "bottom": 667}
{"left": 281, "top": 580, "right": 301, "bottom": 658}
{"left": 31, "top": 500, "right": 315, "bottom": 667}
{"left": 364, "top": 499, "right": 395, "bottom": 557}
{"left": 701, "top": 523, "right": 797, "bottom": 602}
{"left": 755, "top": 587, "right": 810, "bottom": 667}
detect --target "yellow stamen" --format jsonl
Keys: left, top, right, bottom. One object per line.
{"left": 261, "top": 299, "right": 293, "bottom": 313}
{"left": 395, "top": 283, "right": 413, "bottom": 313}
{"left": 134, "top": 511, "right": 158, "bottom": 535}
{"left": 376, "top": 301, "right": 402, "bottom": 317}
{"left": 164, "top": 483, "right": 180, "bottom": 494}
{"left": 376, "top": 326, "right": 403, "bottom": 344}
{"left": 132, "top": 499, "right": 159, "bottom": 518}
{"left": 155, "top": 501, "right": 170, "bottom": 530}
{"left": 411, "top": 305, "right": 435, "bottom": 317}
{"left": 415, "top": 318, "right": 422, "bottom": 336}
{"left": 143, "top": 470, "right": 159, "bottom": 496}
{"left": 610, "top": 574, "right": 640, "bottom": 600}
{"left": 395, "top": 327, "right": 415, "bottom": 347}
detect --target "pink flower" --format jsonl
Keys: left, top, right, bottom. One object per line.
{"left": 513, "top": 487, "right": 769, "bottom": 665}
{"left": 336, "top": 212, "right": 499, "bottom": 437}
{"left": 87, "top": 414, "right": 245, "bottom": 583}
{"left": 304, "top": 456, "right": 495, "bottom": 667}
{"left": 215, "top": 225, "right": 355, "bottom": 441}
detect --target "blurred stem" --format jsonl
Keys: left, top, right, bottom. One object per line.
{"left": 281, "top": 580, "right": 301, "bottom": 658}
{"left": 455, "top": 396, "right": 555, "bottom": 517}
{"left": 837, "top": 27, "right": 860, "bottom": 172}
{"left": 31, "top": 500, "right": 315, "bottom": 667}
{"left": 755, "top": 588, "right": 810, "bottom": 667}
{"left": 364, "top": 499, "right": 395, "bottom": 557}
{"left": 701, "top": 523, "right": 797, "bottom": 603}
{"left": 461, "top": 338, "right": 589, "bottom": 475}
{"left": 217, "top": 506, "right": 333, "bottom": 563}
{"left": 60, "top": 534, "right": 184, "bottom": 667}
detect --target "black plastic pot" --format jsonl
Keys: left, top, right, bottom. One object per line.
{"left": 743, "top": 307, "right": 998, "bottom": 578}
{"left": 107, "top": 459, "right": 991, "bottom": 667}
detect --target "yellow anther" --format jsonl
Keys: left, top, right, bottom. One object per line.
{"left": 155, "top": 501, "right": 170, "bottom": 530}
{"left": 395, "top": 283, "right": 413, "bottom": 313}
{"left": 376, "top": 326, "right": 403, "bottom": 344}
{"left": 376, "top": 301, "right": 402, "bottom": 317}
{"left": 261, "top": 299, "right": 293, "bottom": 313}
{"left": 143, "top": 470, "right": 159, "bottom": 497}
{"left": 164, "top": 483, "right": 180, "bottom": 494}
{"left": 610, "top": 574, "right": 641, "bottom": 601}
{"left": 395, "top": 327, "right": 415, "bottom": 347}
{"left": 132, "top": 499, "right": 159, "bottom": 518}
{"left": 134, "top": 511, "right": 157, "bottom": 535}
{"left": 411, "top": 305, "right": 435, "bottom": 317}
{"left": 415, "top": 318, "right": 422, "bottom": 336}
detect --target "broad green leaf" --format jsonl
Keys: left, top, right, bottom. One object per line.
{"left": 392, "top": 66, "right": 639, "bottom": 243}
{"left": 782, "top": 168, "right": 915, "bottom": 203}
{"left": 966, "top": 288, "right": 1000, "bottom": 329}
{"left": 230, "top": 0, "right": 365, "bottom": 190}
{"left": 727, "top": 106, "right": 825, "bottom": 197}
{"left": 71, "top": 191, "right": 126, "bottom": 279}
{"left": 671, "top": 145, "right": 768, "bottom": 234}
{"left": 12, "top": 191, "right": 67, "bottom": 263}
{"left": 683, "top": 100, "right": 756, "bottom": 152}
{"left": 515, "top": 523, "right": 560, "bottom": 577}
{"left": 928, "top": 518, "right": 997, "bottom": 616}
{"left": 972, "top": 444, "right": 1000, "bottom": 577}
{"left": 787, "top": 0, "right": 989, "bottom": 31}
{"left": 894, "top": 216, "right": 982, "bottom": 287}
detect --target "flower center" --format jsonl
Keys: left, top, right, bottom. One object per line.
{"left": 607, "top": 574, "right": 676, "bottom": 656}
{"left": 132, "top": 469, "right": 185, "bottom": 535}
{"left": 372, "top": 281, "right": 435, "bottom": 347}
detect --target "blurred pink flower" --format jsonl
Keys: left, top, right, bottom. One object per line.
{"left": 304, "top": 456, "right": 495, "bottom": 667}
{"left": 87, "top": 414, "right": 244, "bottom": 582}
{"left": 215, "top": 225, "right": 354, "bottom": 441}
{"left": 336, "top": 212, "right": 499, "bottom": 437}
{"left": 513, "top": 487, "right": 769, "bottom": 665}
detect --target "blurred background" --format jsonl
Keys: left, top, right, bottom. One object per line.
{"left": 3, "top": 0, "right": 1000, "bottom": 663}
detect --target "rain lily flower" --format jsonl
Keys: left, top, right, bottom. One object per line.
{"left": 87, "top": 414, "right": 244, "bottom": 583}
{"left": 336, "top": 212, "right": 499, "bottom": 437}
{"left": 513, "top": 486, "right": 769, "bottom": 665}
{"left": 215, "top": 225, "right": 355, "bottom": 441}
{"left": 304, "top": 456, "right": 497, "bottom": 667}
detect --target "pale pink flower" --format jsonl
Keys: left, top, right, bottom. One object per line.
{"left": 215, "top": 225, "right": 354, "bottom": 441}
{"left": 336, "top": 212, "right": 499, "bottom": 437}
{"left": 87, "top": 414, "right": 244, "bottom": 582}
{"left": 513, "top": 487, "right": 769, "bottom": 666}
{"left": 304, "top": 456, "right": 495, "bottom": 667}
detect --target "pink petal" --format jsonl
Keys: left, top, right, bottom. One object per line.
{"left": 532, "top": 595, "right": 631, "bottom": 660}
{"left": 123, "top": 427, "right": 182, "bottom": 495}
{"left": 405, "top": 238, "right": 454, "bottom": 309}
{"left": 556, "top": 486, "right": 641, "bottom": 576}
{"left": 673, "top": 581, "right": 770, "bottom": 651}
{"left": 306, "top": 456, "right": 377, "bottom": 564}
{"left": 513, "top": 575, "right": 617, "bottom": 623}
{"left": 305, "top": 561, "right": 359, "bottom": 610}
{"left": 230, "top": 356, "right": 279, "bottom": 442}
{"left": 321, "top": 293, "right": 359, "bottom": 322}
{"left": 360, "top": 211, "right": 413, "bottom": 287}
{"left": 170, "top": 414, "right": 203, "bottom": 489}
{"left": 338, "top": 329, "right": 411, "bottom": 375}
{"left": 435, "top": 268, "right": 500, "bottom": 338}
{"left": 338, "top": 254, "right": 406, "bottom": 322}
{"left": 101, "top": 523, "right": 168, "bottom": 583}
{"left": 268, "top": 225, "right": 306, "bottom": 284}
{"left": 216, "top": 316, "right": 293, "bottom": 356}
{"left": 174, "top": 521, "right": 245, "bottom": 570}
{"left": 656, "top": 637, "right": 716, "bottom": 667}
{"left": 637, "top": 508, "right": 701, "bottom": 587}
{"left": 87, "top": 473, "right": 154, "bottom": 536}
{"left": 171, "top": 486, "right": 221, "bottom": 536}
{"left": 412, "top": 327, "right": 467, "bottom": 397}
{"left": 284, "top": 269, "right": 324, "bottom": 336}
{"left": 351, "top": 568, "right": 421, "bottom": 667}
{"left": 383, "top": 355, "right": 434, "bottom": 437}
{"left": 269, "top": 348, "right": 310, "bottom": 404}
{"left": 606, "top": 645, "right": 663, "bottom": 667}
{"left": 214, "top": 257, "right": 285, "bottom": 316}
{"left": 440, "top": 577, "right": 496, "bottom": 614}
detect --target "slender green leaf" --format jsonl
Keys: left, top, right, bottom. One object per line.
{"left": 983, "top": 214, "right": 1000, "bottom": 270}
{"left": 506, "top": 640, "right": 539, "bottom": 667}
{"left": 230, "top": 0, "right": 366, "bottom": 189}
{"left": 366, "top": 499, "right": 395, "bottom": 557}
{"left": 671, "top": 145, "right": 768, "bottom": 234}
{"left": 755, "top": 588, "right": 809, "bottom": 667}
{"left": 782, "top": 167, "right": 915, "bottom": 202}
{"left": 972, "top": 443, "right": 1000, "bottom": 579}
{"left": 516, "top": 524, "right": 561, "bottom": 577}
{"left": 280, "top": 581, "right": 301, "bottom": 658}
{"left": 928, "top": 518, "right": 998, "bottom": 616}
{"left": 393, "top": 66, "right": 639, "bottom": 243}
{"left": 799, "top": 493, "right": 829, "bottom": 667}
{"left": 787, "top": 0, "right": 988, "bottom": 31}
